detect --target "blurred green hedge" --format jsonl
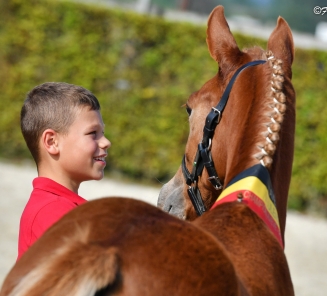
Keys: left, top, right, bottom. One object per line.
{"left": 0, "top": 0, "right": 326, "bottom": 214}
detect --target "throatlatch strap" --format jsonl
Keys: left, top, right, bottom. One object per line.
{"left": 216, "top": 60, "right": 266, "bottom": 113}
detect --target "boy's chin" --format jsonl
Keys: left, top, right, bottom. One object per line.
{"left": 83, "top": 168, "right": 105, "bottom": 181}
{"left": 92, "top": 171, "right": 105, "bottom": 181}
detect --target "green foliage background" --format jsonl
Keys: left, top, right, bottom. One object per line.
{"left": 0, "top": 0, "right": 326, "bottom": 214}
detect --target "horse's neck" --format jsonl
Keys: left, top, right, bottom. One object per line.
{"left": 218, "top": 58, "right": 295, "bottom": 241}
{"left": 221, "top": 67, "right": 269, "bottom": 185}
{"left": 268, "top": 74, "right": 295, "bottom": 241}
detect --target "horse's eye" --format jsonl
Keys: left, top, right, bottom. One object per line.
{"left": 186, "top": 105, "right": 192, "bottom": 116}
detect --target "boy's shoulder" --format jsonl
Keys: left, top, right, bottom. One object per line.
{"left": 28, "top": 177, "right": 87, "bottom": 210}
{"left": 21, "top": 177, "right": 87, "bottom": 231}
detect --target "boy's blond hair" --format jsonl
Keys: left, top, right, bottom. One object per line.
{"left": 21, "top": 82, "right": 101, "bottom": 164}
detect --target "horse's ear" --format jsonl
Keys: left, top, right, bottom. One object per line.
{"left": 206, "top": 6, "right": 241, "bottom": 65}
{"left": 267, "top": 17, "right": 294, "bottom": 73}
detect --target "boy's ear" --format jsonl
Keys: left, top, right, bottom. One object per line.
{"left": 41, "top": 129, "right": 60, "bottom": 155}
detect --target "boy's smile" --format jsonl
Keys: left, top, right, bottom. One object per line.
{"left": 93, "top": 155, "right": 107, "bottom": 165}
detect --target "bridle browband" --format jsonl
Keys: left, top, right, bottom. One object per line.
{"left": 181, "top": 60, "right": 267, "bottom": 216}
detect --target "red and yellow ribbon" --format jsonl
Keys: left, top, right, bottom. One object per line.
{"left": 211, "top": 164, "right": 283, "bottom": 247}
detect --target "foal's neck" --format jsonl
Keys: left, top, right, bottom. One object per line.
{"left": 223, "top": 52, "right": 286, "bottom": 186}
{"left": 218, "top": 53, "right": 292, "bottom": 242}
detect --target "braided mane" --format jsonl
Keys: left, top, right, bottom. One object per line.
{"left": 254, "top": 50, "right": 286, "bottom": 169}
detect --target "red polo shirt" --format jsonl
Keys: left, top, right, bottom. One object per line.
{"left": 18, "top": 177, "right": 87, "bottom": 260}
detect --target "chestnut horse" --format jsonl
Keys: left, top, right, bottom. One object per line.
{"left": 158, "top": 4, "right": 295, "bottom": 294}
{"left": 1, "top": 6, "right": 294, "bottom": 296}
{"left": 158, "top": 6, "right": 295, "bottom": 244}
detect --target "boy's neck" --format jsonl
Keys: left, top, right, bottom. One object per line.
{"left": 37, "top": 164, "right": 80, "bottom": 194}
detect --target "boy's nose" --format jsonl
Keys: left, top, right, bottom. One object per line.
{"left": 100, "top": 136, "right": 111, "bottom": 149}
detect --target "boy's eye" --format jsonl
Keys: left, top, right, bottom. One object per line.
{"left": 186, "top": 104, "right": 192, "bottom": 116}
{"left": 88, "top": 131, "right": 106, "bottom": 137}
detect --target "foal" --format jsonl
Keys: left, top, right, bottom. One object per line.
{"left": 158, "top": 6, "right": 295, "bottom": 245}
{"left": 158, "top": 5, "right": 295, "bottom": 294}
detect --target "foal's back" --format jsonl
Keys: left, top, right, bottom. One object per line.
{"left": 1, "top": 198, "right": 242, "bottom": 296}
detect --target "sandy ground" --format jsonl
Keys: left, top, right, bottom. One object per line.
{"left": 1, "top": 161, "right": 327, "bottom": 295}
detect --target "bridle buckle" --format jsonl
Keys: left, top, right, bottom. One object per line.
{"left": 208, "top": 176, "right": 223, "bottom": 190}
{"left": 211, "top": 107, "right": 222, "bottom": 124}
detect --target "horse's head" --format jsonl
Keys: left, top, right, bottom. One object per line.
{"left": 158, "top": 6, "right": 295, "bottom": 238}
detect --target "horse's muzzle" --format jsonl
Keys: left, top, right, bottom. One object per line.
{"left": 157, "top": 177, "right": 185, "bottom": 220}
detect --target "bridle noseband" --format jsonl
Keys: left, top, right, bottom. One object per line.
{"left": 181, "top": 60, "right": 267, "bottom": 216}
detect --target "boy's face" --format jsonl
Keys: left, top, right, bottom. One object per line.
{"left": 58, "top": 107, "right": 111, "bottom": 184}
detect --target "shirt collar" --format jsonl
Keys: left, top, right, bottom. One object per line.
{"left": 32, "top": 177, "right": 86, "bottom": 205}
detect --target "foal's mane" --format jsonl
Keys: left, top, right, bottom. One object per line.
{"left": 254, "top": 51, "right": 286, "bottom": 168}
{"left": 243, "top": 50, "right": 286, "bottom": 170}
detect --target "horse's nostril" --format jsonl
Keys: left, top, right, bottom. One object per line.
{"left": 168, "top": 205, "right": 173, "bottom": 213}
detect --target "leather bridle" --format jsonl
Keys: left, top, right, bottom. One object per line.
{"left": 181, "top": 60, "right": 267, "bottom": 216}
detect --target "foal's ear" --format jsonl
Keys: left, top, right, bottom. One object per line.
{"left": 206, "top": 6, "right": 241, "bottom": 65}
{"left": 267, "top": 17, "right": 294, "bottom": 72}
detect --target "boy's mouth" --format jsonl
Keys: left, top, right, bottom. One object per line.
{"left": 93, "top": 154, "right": 107, "bottom": 163}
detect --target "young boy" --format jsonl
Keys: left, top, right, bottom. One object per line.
{"left": 18, "top": 82, "right": 111, "bottom": 259}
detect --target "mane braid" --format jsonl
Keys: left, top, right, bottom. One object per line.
{"left": 254, "top": 50, "right": 286, "bottom": 169}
